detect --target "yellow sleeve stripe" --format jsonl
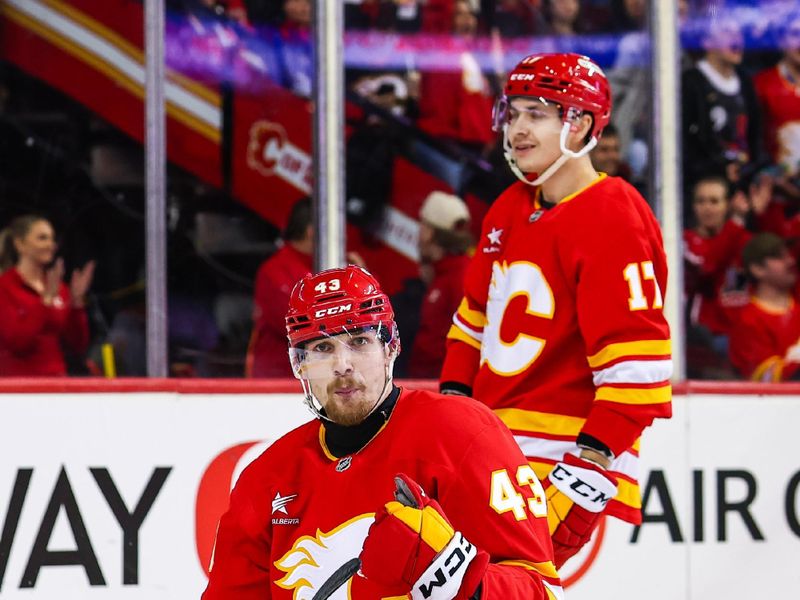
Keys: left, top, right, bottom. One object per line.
{"left": 587, "top": 340, "right": 672, "bottom": 368}
{"left": 456, "top": 298, "right": 487, "bottom": 328}
{"left": 446, "top": 323, "right": 482, "bottom": 350}
{"left": 497, "top": 559, "right": 559, "bottom": 579}
{"left": 616, "top": 477, "right": 642, "bottom": 510}
{"left": 495, "top": 408, "right": 585, "bottom": 437}
{"left": 386, "top": 502, "right": 454, "bottom": 553}
{"left": 751, "top": 355, "right": 783, "bottom": 382}
{"left": 595, "top": 384, "right": 671, "bottom": 405}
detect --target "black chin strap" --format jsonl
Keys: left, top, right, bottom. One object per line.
{"left": 322, "top": 386, "right": 400, "bottom": 458}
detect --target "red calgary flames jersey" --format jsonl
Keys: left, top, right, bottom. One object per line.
{"left": 202, "top": 388, "right": 562, "bottom": 600}
{"left": 728, "top": 297, "right": 800, "bottom": 381}
{"left": 440, "top": 175, "right": 672, "bottom": 523}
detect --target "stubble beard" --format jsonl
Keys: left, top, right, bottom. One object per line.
{"left": 322, "top": 377, "right": 372, "bottom": 426}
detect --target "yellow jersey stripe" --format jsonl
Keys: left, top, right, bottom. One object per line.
{"left": 495, "top": 408, "right": 585, "bottom": 437}
{"left": 446, "top": 323, "right": 482, "bottom": 350}
{"left": 318, "top": 426, "right": 337, "bottom": 461}
{"left": 616, "top": 477, "right": 642, "bottom": 510}
{"left": 560, "top": 172, "right": 607, "bottom": 204}
{"left": 588, "top": 339, "right": 672, "bottom": 368}
{"left": 455, "top": 298, "right": 487, "bottom": 328}
{"left": 751, "top": 355, "right": 782, "bottom": 382}
{"left": 497, "top": 559, "right": 559, "bottom": 579}
{"left": 595, "top": 384, "right": 671, "bottom": 405}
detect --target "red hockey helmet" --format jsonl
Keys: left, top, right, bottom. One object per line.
{"left": 285, "top": 265, "right": 396, "bottom": 347}
{"left": 493, "top": 53, "right": 611, "bottom": 140}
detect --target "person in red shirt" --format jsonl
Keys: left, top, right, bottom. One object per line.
{"left": 415, "top": 0, "right": 496, "bottom": 150}
{"left": 408, "top": 191, "right": 473, "bottom": 378}
{"left": 203, "top": 265, "right": 563, "bottom": 600}
{"left": 247, "top": 198, "right": 313, "bottom": 378}
{"left": 0, "top": 215, "right": 94, "bottom": 376}
{"left": 753, "top": 14, "right": 800, "bottom": 182}
{"left": 683, "top": 175, "right": 751, "bottom": 336}
{"left": 440, "top": 53, "right": 672, "bottom": 568}
{"left": 729, "top": 233, "right": 800, "bottom": 381}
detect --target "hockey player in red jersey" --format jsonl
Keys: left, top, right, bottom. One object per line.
{"left": 202, "top": 265, "right": 562, "bottom": 599}
{"left": 439, "top": 53, "right": 673, "bottom": 568}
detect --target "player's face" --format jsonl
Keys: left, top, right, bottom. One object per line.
{"left": 692, "top": 181, "right": 728, "bottom": 233}
{"left": 507, "top": 98, "right": 564, "bottom": 175}
{"left": 300, "top": 329, "right": 392, "bottom": 426}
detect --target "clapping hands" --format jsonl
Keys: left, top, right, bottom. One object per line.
{"left": 69, "top": 260, "right": 96, "bottom": 308}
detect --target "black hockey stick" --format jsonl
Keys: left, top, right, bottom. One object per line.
{"left": 311, "top": 557, "right": 361, "bottom": 600}
{"left": 312, "top": 476, "right": 419, "bottom": 600}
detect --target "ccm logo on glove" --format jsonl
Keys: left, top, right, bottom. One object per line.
{"left": 414, "top": 532, "right": 477, "bottom": 600}
{"left": 549, "top": 462, "right": 615, "bottom": 512}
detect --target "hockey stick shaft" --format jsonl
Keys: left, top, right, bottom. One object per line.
{"left": 311, "top": 557, "right": 361, "bottom": 600}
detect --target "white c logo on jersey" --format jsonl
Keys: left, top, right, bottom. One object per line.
{"left": 481, "top": 261, "right": 555, "bottom": 376}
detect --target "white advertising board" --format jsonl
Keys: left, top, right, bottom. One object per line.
{"left": 0, "top": 390, "right": 798, "bottom": 599}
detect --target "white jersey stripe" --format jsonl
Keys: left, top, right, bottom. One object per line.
{"left": 513, "top": 434, "right": 640, "bottom": 481}
{"left": 453, "top": 315, "right": 484, "bottom": 342}
{"left": 592, "top": 359, "right": 673, "bottom": 386}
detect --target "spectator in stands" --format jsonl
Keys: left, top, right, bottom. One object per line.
{"left": 0, "top": 215, "right": 94, "bottom": 376}
{"left": 682, "top": 18, "right": 763, "bottom": 193}
{"left": 415, "top": 0, "right": 496, "bottom": 152}
{"left": 347, "top": 73, "right": 409, "bottom": 228}
{"left": 729, "top": 233, "right": 800, "bottom": 381}
{"left": 589, "top": 124, "right": 632, "bottom": 180}
{"left": 200, "top": 0, "right": 250, "bottom": 25}
{"left": 609, "top": 0, "right": 644, "bottom": 33}
{"left": 274, "top": 0, "right": 312, "bottom": 97}
{"left": 248, "top": 198, "right": 313, "bottom": 378}
{"left": 248, "top": 198, "right": 366, "bottom": 377}
{"left": 541, "top": 0, "right": 587, "bottom": 36}
{"left": 488, "top": 0, "right": 547, "bottom": 38}
{"left": 606, "top": 0, "right": 648, "bottom": 181}
{"left": 754, "top": 12, "right": 800, "bottom": 203}
{"left": 684, "top": 175, "right": 751, "bottom": 340}
{"left": 408, "top": 191, "right": 473, "bottom": 378}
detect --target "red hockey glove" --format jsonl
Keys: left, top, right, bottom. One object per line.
{"left": 356, "top": 473, "right": 488, "bottom": 600}
{"left": 543, "top": 454, "right": 618, "bottom": 568}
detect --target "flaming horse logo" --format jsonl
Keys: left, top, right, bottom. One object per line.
{"left": 274, "top": 514, "right": 374, "bottom": 599}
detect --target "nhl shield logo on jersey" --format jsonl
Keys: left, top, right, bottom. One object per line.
{"left": 274, "top": 514, "right": 374, "bottom": 599}
{"left": 336, "top": 456, "right": 352, "bottom": 472}
{"left": 529, "top": 209, "right": 544, "bottom": 223}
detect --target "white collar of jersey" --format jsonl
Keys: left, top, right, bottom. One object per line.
{"left": 697, "top": 59, "right": 741, "bottom": 95}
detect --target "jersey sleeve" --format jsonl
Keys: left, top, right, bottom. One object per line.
{"left": 440, "top": 192, "right": 515, "bottom": 391}
{"left": 440, "top": 415, "right": 563, "bottom": 600}
{"left": 571, "top": 193, "right": 673, "bottom": 457}
{"left": 202, "top": 466, "right": 273, "bottom": 600}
